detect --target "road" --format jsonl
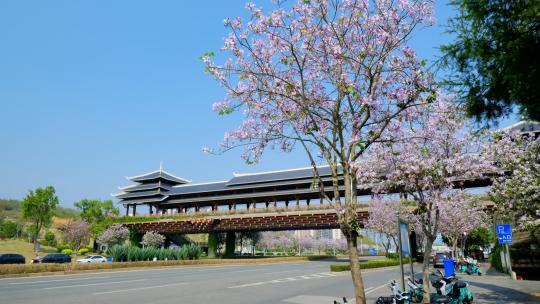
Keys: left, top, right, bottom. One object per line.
{"left": 0, "top": 259, "right": 409, "bottom": 304}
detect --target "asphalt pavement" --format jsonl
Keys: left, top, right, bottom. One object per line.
{"left": 0, "top": 259, "right": 404, "bottom": 304}
{"left": 0, "top": 260, "right": 537, "bottom": 304}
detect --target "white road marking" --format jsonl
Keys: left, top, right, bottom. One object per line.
{"left": 42, "top": 279, "right": 147, "bottom": 290}
{"left": 8, "top": 276, "right": 111, "bottom": 285}
{"left": 195, "top": 267, "right": 224, "bottom": 272}
{"left": 229, "top": 272, "right": 339, "bottom": 289}
{"left": 92, "top": 282, "right": 188, "bottom": 295}
{"left": 264, "top": 270, "right": 299, "bottom": 275}
{"left": 229, "top": 268, "right": 269, "bottom": 273}
{"left": 365, "top": 283, "right": 388, "bottom": 295}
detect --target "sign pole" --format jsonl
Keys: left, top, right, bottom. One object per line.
{"left": 397, "top": 214, "right": 405, "bottom": 290}
{"left": 496, "top": 224, "right": 514, "bottom": 279}
{"left": 408, "top": 240, "right": 414, "bottom": 280}
{"left": 505, "top": 244, "right": 513, "bottom": 277}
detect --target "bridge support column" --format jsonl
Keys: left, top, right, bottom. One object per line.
{"left": 132, "top": 204, "right": 137, "bottom": 216}
{"left": 125, "top": 205, "right": 130, "bottom": 216}
{"left": 225, "top": 231, "right": 236, "bottom": 258}
{"left": 207, "top": 231, "right": 218, "bottom": 258}
{"left": 149, "top": 205, "right": 153, "bottom": 215}
{"left": 306, "top": 199, "right": 310, "bottom": 206}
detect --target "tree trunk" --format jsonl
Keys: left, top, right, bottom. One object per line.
{"left": 347, "top": 231, "right": 366, "bottom": 304}
{"left": 33, "top": 221, "right": 42, "bottom": 252}
{"left": 452, "top": 238, "right": 458, "bottom": 259}
{"left": 383, "top": 239, "right": 391, "bottom": 257}
{"left": 422, "top": 236, "right": 435, "bottom": 303}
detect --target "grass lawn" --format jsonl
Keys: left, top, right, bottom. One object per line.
{"left": 0, "top": 239, "right": 57, "bottom": 263}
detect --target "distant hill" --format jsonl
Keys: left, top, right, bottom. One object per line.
{"left": 0, "top": 199, "right": 78, "bottom": 222}
{"left": 0, "top": 199, "right": 21, "bottom": 221}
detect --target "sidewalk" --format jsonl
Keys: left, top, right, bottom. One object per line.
{"left": 362, "top": 262, "right": 540, "bottom": 304}
{"left": 456, "top": 263, "right": 540, "bottom": 304}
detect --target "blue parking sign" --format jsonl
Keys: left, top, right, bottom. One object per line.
{"left": 496, "top": 224, "right": 512, "bottom": 245}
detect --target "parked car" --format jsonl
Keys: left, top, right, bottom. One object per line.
{"left": 432, "top": 252, "right": 450, "bottom": 268}
{"left": 41, "top": 253, "right": 71, "bottom": 263}
{"left": 77, "top": 255, "right": 107, "bottom": 263}
{"left": 0, "top": 254, "right": 26, "bottom": 264}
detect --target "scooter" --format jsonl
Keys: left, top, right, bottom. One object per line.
{"left": 430, "top": 270, "right": 474, "bottom": 304}
{"left": 375, "top": 280, "right": 412, "bottom": 304}
{"left": 406, "top": 277, "right": 426, "bottom": 303}
{"left": 333, "top": 297, "right": 348, "bottom": 304}
{"left": 459, "top": 261, "right": 482, "bottom": 276}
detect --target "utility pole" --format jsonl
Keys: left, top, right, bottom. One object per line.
{"left": 397, "top": 213, "right": 405, "bottom": 290}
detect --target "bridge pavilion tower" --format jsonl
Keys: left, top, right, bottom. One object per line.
{"left": 113, "top": 165, "right": 190, "bottom": 216}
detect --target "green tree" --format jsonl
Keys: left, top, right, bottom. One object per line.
{"left": 440, "top": 0, "right": 540, "bottom": 123}
{"left": 0, "top": 220, "right": 18, "bottom": 239}
{"left": 21, "top": 186, "right": 59, "bottom": 249}
{"left": 465, "top": 227, "right": 493, "bottom": 252}
{"left": 74, "top": 199, "right": 119, "bottom": 244}
{"left": 44, "top": 231, "right": 57, "bottom": 247}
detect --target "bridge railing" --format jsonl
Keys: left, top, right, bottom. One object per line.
{"left": 113, "top": 203, "right": 372, "bottom": 222}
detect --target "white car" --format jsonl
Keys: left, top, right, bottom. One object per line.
{"left": 77, "top": 255, "right": 107, "bottom": 263}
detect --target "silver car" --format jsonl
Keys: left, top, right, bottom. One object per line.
{"left": 76, "top": 255, "right": 107, "bottom": 263}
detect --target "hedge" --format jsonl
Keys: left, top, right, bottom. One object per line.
{"left": 0, "top": 255, "right": 334, "bottom": 276}
{"left": 490, "top": 243, "right": 504, "bottom": 273}
{"left": 330, "top": 259, "right": 401, "bottom": 272}
{"left": 108, "top": 244, "right": 202, "bottom": 262}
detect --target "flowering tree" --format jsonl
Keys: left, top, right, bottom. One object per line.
{"left": 437, "top": 192, "right": 490, "bottom": 258}
{"left": 203, "top": 1, "right": 435, "bottom": 301}
{"left": 312, "top": 238, "right": 325, "bottom": 254}
{"left": 489, "top": 131, "right": 540, "bottom": 240}
{"left": 357, "top": 99, "right": 491, "bottom": 302}
{"left": 97, "top": 224, "right": 130, "bottom": 247}
{"left": 62, "top": 220, "right": 90, "bottom": 253}
{"left": 259, "top": 232, "right": 276, "bottom": 255}
{"left": 276, "top": 235, "right": 293, "bottom": 253}
{"left": 141, "top": 231, "right": 165, "bottom": 248}
{"left": 295, "top": 236, "right": 315, "bottom": 255}
{"left": 366, "top": 200, "right": 409, "bottom": 257}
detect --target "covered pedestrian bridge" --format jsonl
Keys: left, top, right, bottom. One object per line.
{"left": 113, "top": 165, "right": 493, "bottom": 257}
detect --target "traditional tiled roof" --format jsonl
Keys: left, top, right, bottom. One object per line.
{"left": 128, "top": 169, "right": 190, "bottom": 184}
{"left": 115, "top": 165, "right": 339, "bottom": 205}
{"left": 501, "top": 120, "right": 540, "bottom": 134}
{"left": 119, "top": 182, "right": 173, "bottom": 193}
{"left": 227, "top": 166, "right": 338, "bottom": 186}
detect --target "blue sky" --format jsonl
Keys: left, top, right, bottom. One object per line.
{"left": 0, "top": 1, "right": 517, "bottom": 207}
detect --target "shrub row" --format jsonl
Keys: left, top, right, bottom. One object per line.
{"left": 108, "top": 244, "right": 202, "bottom": 262}
{"left": 330, "top": 259, "right": 401, "bottom": 272}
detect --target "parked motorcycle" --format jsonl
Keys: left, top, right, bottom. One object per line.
{"left": 406, "top": 277, "right": 426, "bottom": 303}
{"left": 459, "top": 261, "right": 482, "bottom": 276}
{"left": 375, "top": 280, "right": 411, "bottom": 304}
{"left": 429, "top": 269, "right": 474, "bottom": 304}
